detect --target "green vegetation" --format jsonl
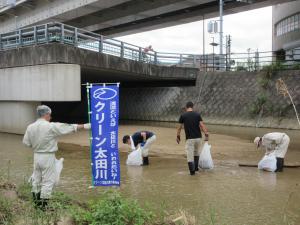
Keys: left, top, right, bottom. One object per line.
{"left": 291, "top": 63, "right": 300, "bottom": 70}
{"left": 0, "top": 197, "right": 13, "bottom": 225}
{"left": 16, "top": 182, "right": 31, "bottom": 201}
{"left": 250, "top": 93, "right": 267, "bottom": 116}
{"left": 235, "top": 65, "right": 247, "bottom": 71}
{"left": 250, "top": 62, "right": 288, "bottom": 117}
{"left": 70, "top": 192, "right": 155, "bottom": 225}
{"left": 0, "top": 177, "right": 201, "bottom": 225}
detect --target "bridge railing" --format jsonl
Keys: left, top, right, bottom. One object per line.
{"left": 1, "top": 22, "right": 300, "bottom": 71}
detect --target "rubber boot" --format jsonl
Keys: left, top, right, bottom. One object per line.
{"left": 194, "top": 156, "right": 199, "bottom": 171}
{"left": 32, "top": 192, "right": 41, "bottom": 208}
{"left": 32, "top": 192, "right": 37, "bottom": 204}
{"left": 143, "top": 157, "right": 149, "bottom": 166}
{"left": 41, "top": 199, "right": 49, "bottom": 211}
{"left": 188, "top": 162, "right": 195, "bottom": 175}
{"left": 275, "top": 157, "right": 284, "bottom": 172}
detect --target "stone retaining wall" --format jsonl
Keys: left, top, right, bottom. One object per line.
{"left": 120, "top": 70, "right": 300, "bottom": 129}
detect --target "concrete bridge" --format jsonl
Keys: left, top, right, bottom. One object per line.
{"left": 0, "top": 0, "right": 295, "bottom": 36}
{"left": 0, "top": 23, "right": 197, "bottom": 134}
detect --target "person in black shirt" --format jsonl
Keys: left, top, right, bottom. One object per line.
{"left": 177, "top": 101, "right": 209, "bottom": 175}
{"left": 123, "top": 131, "right": 156, "bottom": 165}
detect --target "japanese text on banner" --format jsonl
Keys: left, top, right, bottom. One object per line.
{"left": 90, "top": 85, "right": 120, "bottom": 186}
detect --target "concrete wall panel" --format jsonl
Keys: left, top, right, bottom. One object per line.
{"left": 0, "top": 64, "right": 81, "bottom": 101}
{"left": 0, "top": 102, "right": 39, "bottom": 134}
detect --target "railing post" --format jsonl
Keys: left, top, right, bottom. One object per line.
{"left": 45, "top": 24, "right": 48, "bottom": 43}
{"left": 139, "top": 47, "right": 142, "bottom": 61}
{"left": 120, "top": 41, "right": 124, "bottom": 58}
{"left": 74, "top": 28, "right": 78, "bottom": 46}
{"left": 180, "top": 54, "right": 183, "bottom": 65}
{"left": 33, "top": 26, "right": 37, "bottom": 43}
{"left": 154, "top": 52, "right": 158, "bottom": 64}
{"left": 193, "top": 55, "right": 196, "bottom": 67}
{"left": 99, "top": 35, "right": 103, "bottom": 53}
{"left": 0, "top": 34, "right": 2, "bottom": 50}
{"left": 255, "top": 51, "right": 259, "bottom": 71}
{"left": 61, "top": 24, "right": 64, "bottom": 43}
{"left": 18, "top": 29, "right": 22, "bottom": 46}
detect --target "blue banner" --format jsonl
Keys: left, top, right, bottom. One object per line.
{"left": 89, "top": 85, "right": 120, "bottom": 186}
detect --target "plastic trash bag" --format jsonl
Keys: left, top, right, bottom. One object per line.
{"left": 199, "top": 142, "right": 214, "bottom": 169}
{"left": 55, "top": 158, "right": 64, "bottom": 185}
{"left": 126, "top": 147, "right": 143, "bottom": 166}
{"left": 258, "top": 152, "right": 277, "bottom": 172}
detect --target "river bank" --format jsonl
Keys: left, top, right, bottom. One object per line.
{"left": 1, "top": 178, "right": 196, "bottom": 225}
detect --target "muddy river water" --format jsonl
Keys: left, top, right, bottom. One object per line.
{"left": 1, "top": 124, "right": 300, "bottom": 225}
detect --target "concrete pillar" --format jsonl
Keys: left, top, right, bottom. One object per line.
{"left": 0, "top": 64, "right": 81, "bottom": 101}
{"left": 0, "top": 102, "right": 39, "bottom": 134}
{"left": 0, "top": 63, "right": 81, "bottom": 134}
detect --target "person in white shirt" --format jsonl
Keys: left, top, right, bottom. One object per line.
{"left": 254, "top": 132, "right": 290, "bottom": 172}
{"left": 23, "top": 105, "right": 90, "bottom": 209}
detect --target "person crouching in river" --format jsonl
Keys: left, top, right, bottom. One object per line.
{"left": 254, "top": 132, "right": 290, "bottom": 172}
{"left": 23, "top": 105, "right": 90, "bottom": 210}
{"left": 123, "top": 131, "right": 156, "bottom": 165}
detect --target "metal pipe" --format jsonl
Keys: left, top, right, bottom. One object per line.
{"left": 203, "top": 14, "right": 205, "bottom": 71}
{"left": 219, "top": 0, "right": 223, "bottom": 56}
{"left": 120, "top": 42, "right": 124, "bottom": 58}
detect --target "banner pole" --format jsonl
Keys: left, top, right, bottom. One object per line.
{"left": 86, "top": 82, "right": 94, "bottom": 188}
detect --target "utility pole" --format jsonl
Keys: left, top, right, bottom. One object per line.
{"left": 219, "top": 0, "right": 223, "bottom": 56}
{"left": 203, "top": 15, "right": 205, "bottom": 71}
{"left": 226, "top": 35, "right": 231, "bottom": 71}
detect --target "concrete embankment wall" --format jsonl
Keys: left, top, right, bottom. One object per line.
{"left": 120, "top": 70, "right": 300, "bottom": 129}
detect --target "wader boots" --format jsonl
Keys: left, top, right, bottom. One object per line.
{"left": 41, "top": 199, "right": 49, "bottom": 211}
{"left": 188, "top": 162, "right": 195, "bottom": 175}
{"left": 276, "top": 157, "right": 284, "bottom": 172}
{"left": 194, "top": 156, "right": 199, "bottom": 171}
{"left": 143, "top": 157, "right": 149, "bottom": 166}
{"left": 32, "top": 192, "right": 41, "bottom": 208}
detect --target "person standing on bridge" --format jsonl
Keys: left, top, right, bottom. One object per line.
{"left": 254, "top": 132, "right": 290, "bottom": 172}
{"left": 123, "top": 131, "right": 156, "bottom": 165}
{"left": 142, "top": 45, "right": 154, "bottom": 62}
{"left": 177, "top": 101, "right": 209, "bottom": 175}
{"left": 23, "top": 105, "right": 91, "bottom": 210}
{"left": 143, "top": 45, "right": 154, "bottom": 53}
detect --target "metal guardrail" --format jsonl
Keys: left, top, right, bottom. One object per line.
{"left": 0, "top": 22, "right": 173, "bottom": 66}
{"left": 0, "top": 22, "right": 299, "bottom": 71}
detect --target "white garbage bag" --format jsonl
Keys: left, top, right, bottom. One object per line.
{"left": 258, "top": 152, "right": 277, "bottom": 172}
{"left": 55, "top": 158, "right": 64, "bottom": 185}
{"left": 126, "top": 147, "right": 143, "bottom": 166}
{"left": 199, "top": 142, "right": 214, "bottom": 169}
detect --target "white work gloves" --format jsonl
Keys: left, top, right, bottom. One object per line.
{"left": 83, "top": 123, "right": 91, "bottom": 129}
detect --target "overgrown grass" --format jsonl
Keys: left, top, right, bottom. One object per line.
{"left": 249, "top": 93, "right": 267, "bottom": 116}
{"left": 16, "top": 182, "right": 32, "bottom": 201}
{"left": 21, "top": 191, "right": 73, "bottom": 225}
{"left": 0, "top": 197, "right": 13, "bottom": 225}
{"left": 70, "top": 191, "right": 155, "bottom": 225}
{"left": 0, "top": 168, "right": 201, "bottom": 225}
{"left": 1, "top": 177, "right": 200, "bottom": 225}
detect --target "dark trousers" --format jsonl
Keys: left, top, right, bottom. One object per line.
{"left": 275, "top": 157, "right": 284, "bottom": 172}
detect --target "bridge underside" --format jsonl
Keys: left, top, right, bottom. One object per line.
{"left": 0, "top": 0, "right": 295, "bottom": 36}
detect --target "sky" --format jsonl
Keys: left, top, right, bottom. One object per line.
{"left": 117, "top": 6, "right": 272, "bottom": 55}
